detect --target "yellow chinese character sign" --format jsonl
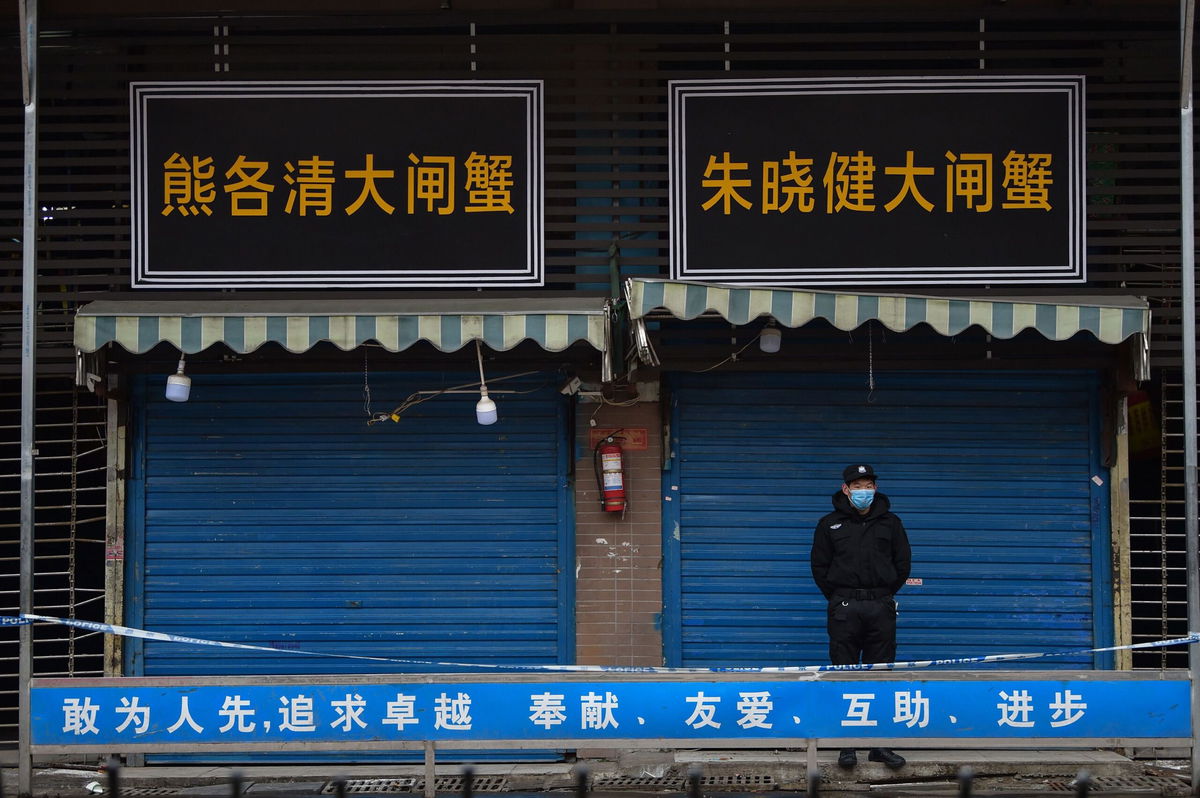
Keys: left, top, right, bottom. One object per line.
{"left": 669, "top": 76, "right": 1084, "bottom": 285}
{"left": 131, "top": 81, "right": 543, "bottom": 288}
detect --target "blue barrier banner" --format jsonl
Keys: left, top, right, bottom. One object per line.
{"left": 31, "top": 680, "right": 1188, "bottom": 745}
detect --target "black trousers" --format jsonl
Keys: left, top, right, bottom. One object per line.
{"left": 827, "top": 595, "right": 897, "bottom": 665}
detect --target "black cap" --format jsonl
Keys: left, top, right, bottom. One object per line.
{"left": 842, "top": 464, "right": 877, "bottom": 483}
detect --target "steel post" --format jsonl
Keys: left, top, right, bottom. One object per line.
{"left": 1179, "top": 0, "right": 1198, "bottom": 792}
{"left": 18, "top": 1, "right": 38, "bottom": 796}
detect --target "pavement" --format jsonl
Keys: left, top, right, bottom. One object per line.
{"left": 9, "top": 750, "right": 1195, "bottom": 798}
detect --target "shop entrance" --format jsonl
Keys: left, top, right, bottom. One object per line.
{"left": 663, "top": 370, "right": 1111, "bottom": 669}
{"left": 125, "top": 371, "right": 573, "bottom": 761}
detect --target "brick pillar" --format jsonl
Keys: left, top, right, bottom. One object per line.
{"left": 574, "top": 400, "right": 663, "bottom": 666}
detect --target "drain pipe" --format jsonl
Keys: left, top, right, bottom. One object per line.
{"left": 1180, "top": 0, "right": 1199, "bottom": 793}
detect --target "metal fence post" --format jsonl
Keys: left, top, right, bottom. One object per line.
{"left": 423, "top": 740, "right": 436, "bottom": 798}
{"left": 17, "top": 1, "right": 38, "bottom": 795}
{"left": 1180, "top": 2, "right": 1199, "bottom": 793}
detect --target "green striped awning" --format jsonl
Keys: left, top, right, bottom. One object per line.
{"left": 626, "top": 278, "right": 1149, "bottom": 346}
{"left": 74, "top": 298, "right": 609, "bottom": 355}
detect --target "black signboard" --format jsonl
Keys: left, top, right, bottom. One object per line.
{"left": 131, "top": 81, "right": 543, "bottom": 288}
{"left": 669, "top": 77, "right": 1084, "bottom": 286}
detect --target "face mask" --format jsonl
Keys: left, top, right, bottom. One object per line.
{"left": 849, "top": 489, "right": 875, "bottom": 511}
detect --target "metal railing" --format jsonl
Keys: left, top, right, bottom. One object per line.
{"left": 83, "top": 756, "right": 1101, "bottom": 798}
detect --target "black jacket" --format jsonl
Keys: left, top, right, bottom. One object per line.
{"left": 810, "top": 490, "right": 911, "bottom": 600}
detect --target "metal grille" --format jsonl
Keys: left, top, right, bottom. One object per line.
{"left": 1130, "top": 375, "right": 1189, "bottom": 669}
{"left": 700, "top": 774, "right": 775, "bottom": 788}
{"left": 593, "top": 776, "right": 685, "bottom": 789}
{"left": 0, "top": 376, "right": 108, "bottom": 743}
{"left": 417, "top": 776, "right": 507, "bottom": 792}
{"left": 321, "top": 777, "right": 507, "bottom": 794}
{"left": 1046, "top": 775, "right": 1192, "bottom": 793}
{"left": 321, "top": 779, "right": 418, "bottom": 794}
{"left": 593, "top": 774, "right": 776, "bottom": 790}
{"left": 16, "top": 6, "right": 1186, "bottom": 308}
{"left": 323, "top": 777, "right": 512, "bottom": 794}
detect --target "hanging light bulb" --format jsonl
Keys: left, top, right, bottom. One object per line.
{"left": 474, "top": 340, "right": 498, "bottom": 425}
{"left": 165, "top": 354, "right": 191, "bottom": 402}
{"left": 476, "top": 389, "right": 498, "bottom": 425}
{"left": 759, "top": 318, "right": 782, "bottom": 353}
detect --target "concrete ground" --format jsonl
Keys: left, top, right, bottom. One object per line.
{"left": 9, "top": 750, "right": 1195, "bottom": 798}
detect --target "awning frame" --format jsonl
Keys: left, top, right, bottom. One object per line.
{"left": 74, "top": 297, "right": 609, "bottom": 356}
{"left": 625, "top": 278, "right": 1150, "bottom": 380}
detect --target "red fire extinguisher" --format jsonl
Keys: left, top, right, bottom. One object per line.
{"left": 594, "top": 433, "right": 626, "bottom": 513}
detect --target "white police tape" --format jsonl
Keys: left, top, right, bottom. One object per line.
{"left": 6, "top": 613, "right": 1200, "bottom": 674}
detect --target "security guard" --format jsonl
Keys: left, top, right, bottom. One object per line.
{"left": 810, "top": 463, "right": 911, "bottom": 771}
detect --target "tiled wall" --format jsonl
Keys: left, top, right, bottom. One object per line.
{"left": 574, "top": 400, "right": 664, "bottom": 666}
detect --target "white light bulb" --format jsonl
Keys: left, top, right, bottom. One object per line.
{"left": 165, "top": 373, "right": 191, "bottom": 402}
{"left": 476, "top": 392, "right": 498, "bottom": 425}
{"left": 165, "top": 357, "right": 191, "bottom": 402}
{"left": 759, "top": 326, "right": 782, "bottom": 353}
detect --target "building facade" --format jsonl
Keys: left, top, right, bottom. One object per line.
{"left": 0, "top": 0, "right": 1191, "bottom": 758}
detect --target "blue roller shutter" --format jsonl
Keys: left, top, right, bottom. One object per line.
{"left": 126, "top": 371, "right": 571, "bottom": 759}
{"left": 664, "top": 370, "right": 1110, "bottom": 670}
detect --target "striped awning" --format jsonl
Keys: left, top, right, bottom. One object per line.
{"left": 74, "top": 298, "right": 609, "bottom": 355}
{"left": 626, "top": 278, "right": 1149, "bottom": 346}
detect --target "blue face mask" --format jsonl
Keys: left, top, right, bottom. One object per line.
{"left": 849, "top": 488, "right": 875, "bottom": 511}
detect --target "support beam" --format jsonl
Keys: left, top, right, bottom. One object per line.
{"left": 1179, "top": 0, "right": 1198, "bottom": 792}
{"left": 1112, "top": 395, "right": 1133, "bottom": 671}
{"left": 18, "top": 1, "right": 38, "bottom": 796}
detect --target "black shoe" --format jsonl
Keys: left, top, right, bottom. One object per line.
{"left": 837, "top": 749, "right": 857, "bottom": 768}
{"left": 868, "top": 748, "right": 906, "bottom": 769}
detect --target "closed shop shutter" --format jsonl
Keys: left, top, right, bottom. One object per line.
{"left": 665, "top": 371, "right": 1109, "bottom": 670}
{"left": 126, "top": 372, "right": 571, "bottom": 759}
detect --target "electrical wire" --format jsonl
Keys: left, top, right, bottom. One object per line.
{"left": 362, "top": 348, "right": 373, "bottom": 419}
{"left": 690, "top": 332, "right": 763, "bottom": 373}
{"left": 368, "top": 369, "right": 543, "bottom": 425}
{"left": 867, "top": 320, "right": 876, "bottom": 403}
{"left": 587, "top": 391, "right": 641, "bottom": 426}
